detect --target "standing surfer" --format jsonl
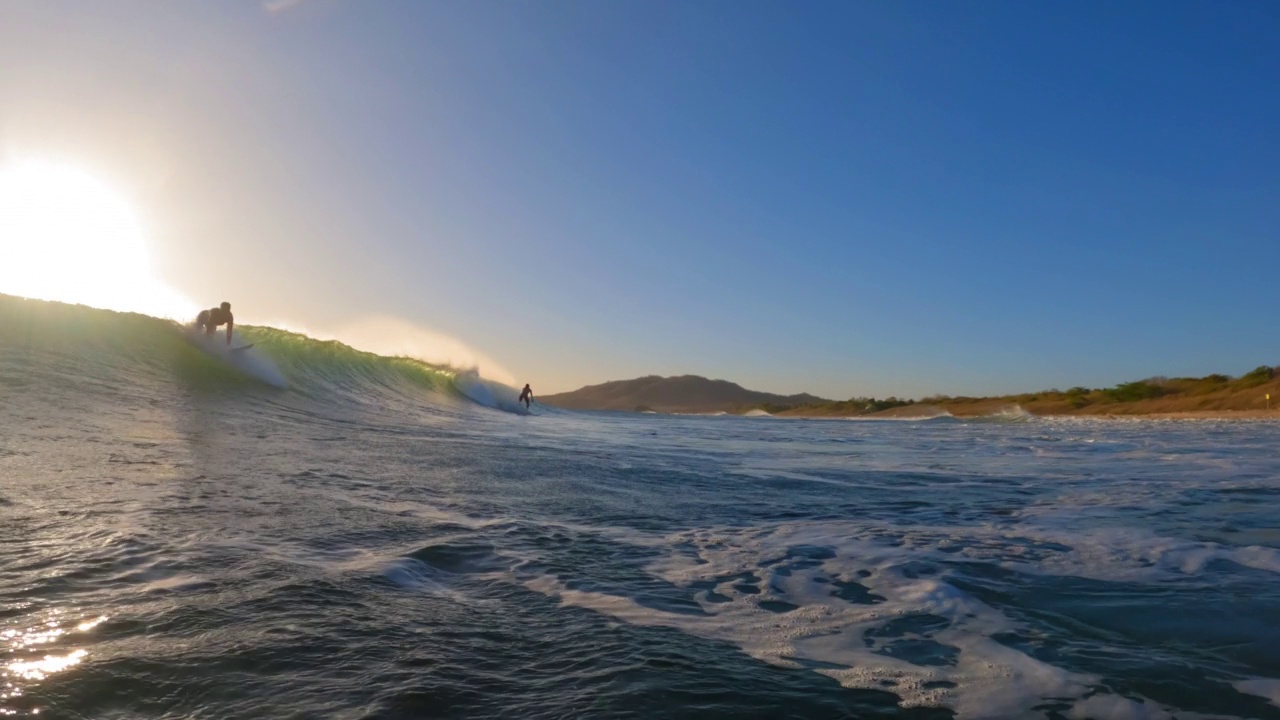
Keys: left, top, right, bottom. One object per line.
{"left": 195, "top": 301, "right": 235, "bottom": 346}
{"left": 519, "top": 383, "right": 533, "bottom": 409}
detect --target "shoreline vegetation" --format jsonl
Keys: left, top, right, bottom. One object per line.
{"left": 544, "top": 368, "right": 1280, "bottom": 420}
{"left": 778, "top": 366, "right": 1280, "bottom": 419}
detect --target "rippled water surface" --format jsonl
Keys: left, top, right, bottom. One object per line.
{"left": 3, "top": 309, "right": 1280, "bottom": 719}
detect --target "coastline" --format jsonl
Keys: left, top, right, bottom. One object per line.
{"left": 773, "top": 399, "right": 1280, "bottom": 422}
{"left": 776, "top": 378, "right": 1280, "bottom": 421}
{"left": 778, "top": 406, "right": 1280, "bottom": 421}
{"left": 1056, "top": 409, "right": 1280, "bottom": 420}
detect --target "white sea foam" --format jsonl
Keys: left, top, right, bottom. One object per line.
{"left": 1235, "top": 677, "right": 1280, "bottom": 707}
{"left": 524, "top": 514, "right": 1273, "bottom": 719}
{"left": 1065, "top": 694, "right": 1177, "bottom": 720}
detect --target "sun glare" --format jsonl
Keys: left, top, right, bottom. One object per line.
{"left": 0, "top": 159, "right": 193, "bottom": 318}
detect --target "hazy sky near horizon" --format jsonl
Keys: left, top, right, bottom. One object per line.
{"left": 1, "top": 0, "right": 1277, "bottom": 399}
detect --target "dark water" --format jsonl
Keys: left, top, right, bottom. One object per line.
{"left": 3, "top": 297, "right": 1280, "bottom": 719}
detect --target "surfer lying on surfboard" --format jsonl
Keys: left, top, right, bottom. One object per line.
{"left": 195, "top": 301, "right": 235, "bottom": 346}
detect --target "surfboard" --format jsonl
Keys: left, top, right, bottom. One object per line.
{"left": 185, "top": 329, "right": 251, "bottom": 357}
{"left": 183, "top": 328, "right": 287, "bottom": 387}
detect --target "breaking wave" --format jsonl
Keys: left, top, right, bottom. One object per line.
{"left": 0, "top": 293, "right": 531, "bottom": 415}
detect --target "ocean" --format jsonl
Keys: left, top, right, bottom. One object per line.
{"left": 2, "top": 295, "right": 1279, "bottom": 719}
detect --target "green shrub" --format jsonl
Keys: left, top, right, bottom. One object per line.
{"left": 1237, "top": 366, "right": 1275, "bottom": 387}
{"left": 1103, "top": 381, "right": 1165, "bottom": 403}
{"left": 861, "top": 397, "right": 914, "bottom": 413}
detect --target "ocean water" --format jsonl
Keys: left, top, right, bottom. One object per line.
{"left": 2, "top": 296, "right": 1279, "bottom": 720}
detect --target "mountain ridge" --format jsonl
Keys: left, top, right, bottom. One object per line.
{"left": 539, "top": 374, "right": 830, "bottom": 413}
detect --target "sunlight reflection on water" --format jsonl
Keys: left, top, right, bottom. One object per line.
{"left": 2, "top": 612, "right": 107, "bottom": 703}
{"left": 7, "top": 650, "right": 87, "bottom": 681}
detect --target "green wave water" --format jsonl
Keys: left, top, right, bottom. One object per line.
{"left": 0, "top": 293, "right": 520, "bottom": 412}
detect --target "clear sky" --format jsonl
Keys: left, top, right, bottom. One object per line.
{"left": 1, "top": 0, "right": 1277, "bottom": 399}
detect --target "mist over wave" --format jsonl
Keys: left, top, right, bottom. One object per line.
{"left": 295, "top": 315, "right": 517, "bottom": 388}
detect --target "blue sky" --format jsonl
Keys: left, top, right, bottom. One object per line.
{"left": 1, "top": 0, "right": 1277, "bottom": 398}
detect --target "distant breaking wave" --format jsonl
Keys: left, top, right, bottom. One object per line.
{"left": 970, "top": 404, "right": 1035, "bottom": 423}
{"left": 0, "top": 294, "right": 533, "bottom": 416}
{"left": 843, "top": 406, "right": 956, "bottom": 422}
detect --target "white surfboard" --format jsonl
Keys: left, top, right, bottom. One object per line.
{"left": 185, "top": 329, "right": 287, "bottom": 387}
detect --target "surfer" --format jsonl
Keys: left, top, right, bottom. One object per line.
{"left": 195, "top": 301, "right": 234, "bottom": 346}
{"left": 518, "top": 384, "right": 533, "bottom": 409}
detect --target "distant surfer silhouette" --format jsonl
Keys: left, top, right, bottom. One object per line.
{"left": 519, "top": 384, "right": 533, "bottom": 409}
{"left": 195, "top": 301, "right": 234, "bottom": 346}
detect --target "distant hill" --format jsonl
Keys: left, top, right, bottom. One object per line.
{"left": 539, "top": 375, "right": 830, "bottom": 414}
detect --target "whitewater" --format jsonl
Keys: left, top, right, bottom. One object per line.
{"left": 2, "top": 295, "right": 1279, "bottom": 719}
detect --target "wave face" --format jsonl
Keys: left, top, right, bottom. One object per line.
{"left": 3, "top": 294, "right": 1280, "bottom": 720}
{"left": 0, "top": 294, "right": 530, "bottom": 416}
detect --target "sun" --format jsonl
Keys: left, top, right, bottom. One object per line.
{"left": 0, "top": 159, "right": 193, "bottom": 318}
